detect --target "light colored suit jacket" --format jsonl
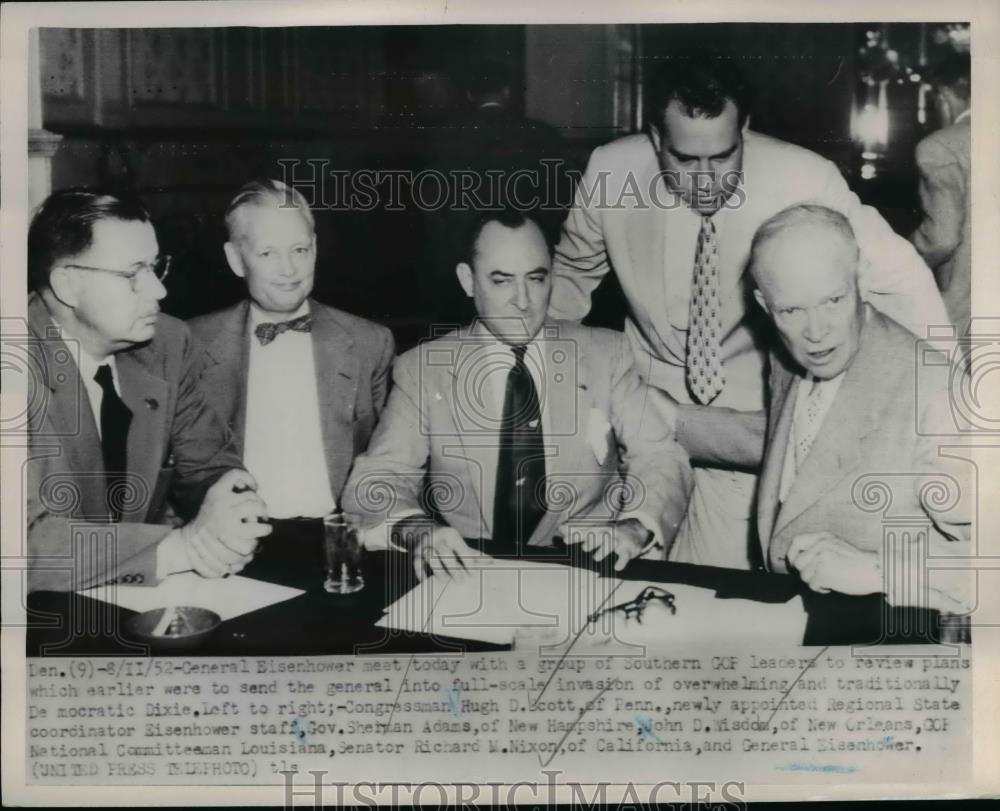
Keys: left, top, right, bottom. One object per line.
{"left": 762, "top": 309, "right": 969, "bottom": 608}
{"left": 342, "top": 321, "right": 692, "bottom": 552}
{"left": 551, "top": 131, "right": 950, "bottom": 411}
{"left": 25, "top": 293, "right": 243, "bottom": 592}
{"left": 188, "top": 298, "right": 394, "bottom": 503}
{"left": 912, "top": 117, "right": 971, "bottom": 336}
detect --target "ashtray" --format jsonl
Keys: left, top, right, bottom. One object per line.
{"left": 126, "top": 606, "right": 221, "bottom": 651}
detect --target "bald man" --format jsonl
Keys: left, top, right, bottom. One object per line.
{"left": 693, "top": 204, "right": 970, "bottom": 612}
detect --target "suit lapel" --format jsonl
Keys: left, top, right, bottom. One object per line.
{"left": 310, "top": 301, "right": 359, "bottom": 497}
{"left": 623, "top": 150, "right": 670, "bottom": 322}
{"left": 116, "top": 349, "right": 169, "bottom": 521}
{"left": 197, "top": 301, "right": 250, "bottom": 453}
{"left": 447, "top": 333, "right": 499, "bottom": 531}
{"left": 757, "top": 361, "right": 796, "bottom": 552}
{"left": 28, "top": 296, "right": 107, "bottom": 517}
{"left": 771, "top": 308, "right": 883, "bottom": 538}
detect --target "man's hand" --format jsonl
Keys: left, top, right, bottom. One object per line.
{"left": 408, "top": 524, "right": 478, "bottom": 582}
{"left": 562, "top": 518, "right": 651, "bottom": 572}
{"left": 787, "top": 532, "right": 882, "bottom": 596}
{"left": 157, "top": 526, "right": 255, "bottom": 579}
{"left": 187, "top": 469, "right": 272, "bottom": 555}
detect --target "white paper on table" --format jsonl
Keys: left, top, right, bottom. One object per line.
{"left": 377, "top": 557, "right": 616, "bottom": 645}
{"left": 595, "top": 580, "right": 809, "bottom": 647}
{"left": 77, "top": 572, "right": 304, "bottom": 622}
{"left": 377, "top": 562, "right": 808, "bottom": 647}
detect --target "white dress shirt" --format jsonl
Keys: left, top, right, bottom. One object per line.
{"left": 242, "top": 302, "right": 335, "bottom": 519}
{"left": 778, "top": 371, "right": 846, "bottom": 503}
{"left": 75, "top": 348, "right": 120, "bottom": 440}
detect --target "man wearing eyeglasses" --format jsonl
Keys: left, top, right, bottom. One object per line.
{"left": 24, "top": 188, "right": 271, "bottom": 593}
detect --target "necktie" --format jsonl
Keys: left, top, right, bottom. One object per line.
{"left": 793, "top": 378, "right": 825, "bottom": 472}
{"left": 254, "top": 313, "right": 312, "bottom": 346}
{"left": 94, "top": 364, "right": 132, "bottom": 521}
{"left": 493, "top": 345, "right": 547, "bottom": 551}
{"left": 686, "top": 215, "right": 725, "bottom": 404}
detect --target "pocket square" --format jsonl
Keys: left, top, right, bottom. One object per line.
{"left": 585, "top": 407, "right": 612, "bottom": 465}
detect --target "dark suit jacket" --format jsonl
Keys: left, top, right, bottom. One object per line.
{"left": 188, "top": 298, "right": 394, "bottom": 503}
{"left": 25, "top": 293, "right": 243, "bottom": 592}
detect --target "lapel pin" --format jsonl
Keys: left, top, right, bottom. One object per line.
{"left": 144, "top": 398, "right": 159, "bottom": 410}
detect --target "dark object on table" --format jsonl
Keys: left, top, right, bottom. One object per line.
{"left": 126, "top": 606, "right": 221, "bottom": 651}
{"left": 587, "top": 585, "right": 677, "bottom": 626}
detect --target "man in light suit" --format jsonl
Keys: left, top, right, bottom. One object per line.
{"left": 549, "top": 54, "right": 950, "bottom": 570}
{"left": 189, "top": 180, "right": 394, "bottom": 524}
{"left": 701, "top": 205, "right": 970, "bottom": 612}
{"left": 343, "top": 211, "right": 691, "bottom": 579}
{"left": 912, "top": 52, "right": 971, "bottom": 337}
{"left": 25, "top": 189, "right": 270, "bottom": 592}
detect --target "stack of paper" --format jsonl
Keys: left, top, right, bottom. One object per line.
{"left": 78, "top": 572, "right": 304, "bottom": 621}
{"left": 377, "top": 560, "right": 808, "bottom": 647}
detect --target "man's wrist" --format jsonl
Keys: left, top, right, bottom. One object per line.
{"left": 390, "top": 515, "right": 437, "bottom": 552}
{"left": 615, "top": 517, "right": 655, "bottom": 552}
{"left": 155, "top": 528, "right": 191, "bottom": 580}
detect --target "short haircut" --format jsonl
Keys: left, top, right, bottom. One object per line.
{"left": 224, "top": 179, "right": 315, "bottom": 243}
{"left": 930, "top": 52, "right": 971, "bottom": 100}
{"left": 646, "top": 52, "right": 753, "bottom": 130}
{"left": 27, "top": 188, "right": 151, "bottom": 292}
{"left": 749, "top": 204, "right": 859, "bottom": 287}
{"left": 460, "top": 209, "right": 551, "bottom": 267}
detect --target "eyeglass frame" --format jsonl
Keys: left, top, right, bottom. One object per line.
{"left": 586, "top": 585, "right": 677, "bottom": 626}
{"left": 58, "top": 255, "right": 172, "bottom": 292}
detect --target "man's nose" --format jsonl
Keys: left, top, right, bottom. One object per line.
{"left": 803, "top": 308, "right": 828, "bottom": 342}
{"left": 138, "top": 268, "right": 167, "bottom": 301}
{"left": 277, "top": 253, "right": 297, "bottom": 276}
{"left": 512, "top": 281, "right": 529, "bottom": 310}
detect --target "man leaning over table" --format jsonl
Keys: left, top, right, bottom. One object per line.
{"left": 189, "top": 179, "right": 395, "bottom": 532}
{"left": 688, "top": 204, "right": 971, "bottom": 613}
{"left": 24, "top": 188, "right": 271, "bottom": 593}
{"left": 342, "top": 210, "right": 692, "bottom": 580}
{"left": 548, "top": 53, "right": 951, "bottom": 571}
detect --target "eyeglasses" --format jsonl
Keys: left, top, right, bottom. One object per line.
{"left": 60, "top": 255, "right": 171, "bottom": 292}
{"left": 587, "top": 586, "right": 676, "bottom": 626}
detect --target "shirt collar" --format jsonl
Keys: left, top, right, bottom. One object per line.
{"left": 249, "top": 299, "right": 311, "bottom": 328}
{"left": 76, "top": 345, "right": 116, "bottom": 384}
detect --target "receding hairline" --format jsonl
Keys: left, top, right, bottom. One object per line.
{"left": 224, "top": 181, "right": 314, "bottom": 243}
{"left": 469, "top": 217, "right": 549, "bottom": 267}
{"left": 750, "top": 205, "right": 859, "bottom": 289}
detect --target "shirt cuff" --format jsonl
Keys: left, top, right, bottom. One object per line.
{"left": 618, "top": 512, "right": 661, "bottom": 557}
{"left": 360, "top": 510, "right": 427, "bottom": 551}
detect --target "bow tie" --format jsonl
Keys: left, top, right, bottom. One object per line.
{"left": 254, "top": 313, "right": 312, "bottom": 345}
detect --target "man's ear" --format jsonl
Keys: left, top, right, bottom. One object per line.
{"left": 456, "top": 262, "right": 475, "bottom": 297}
{"left": 223, "top": 241, "right": 246, "bottom": 279}
{"left": 648, "top": 124, "right": 662, "bottom": 152}
{"left": 753, "top": 288, "right": 769, "bottom": 314}
{"left": 47, "top": 267, "right": 80, "bottom": 308}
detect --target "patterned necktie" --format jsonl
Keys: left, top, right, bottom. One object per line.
{"left": 493, "top": 344, "right": 547, "bottom": 551}
{"left": 793, "top": 377, "right": 825, "bottom": 471}
{"left": 254, "top": 313, "right": 312, "bottom": 346}
{"left": 94, "top": 364, "right": 132, "bottom": 521}
{"left": 686, "top": 215, "right": 725, "bottom": 404}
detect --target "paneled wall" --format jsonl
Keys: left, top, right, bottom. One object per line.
{"left": 41, "top": 28, "right": 384, "bottom": 130}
